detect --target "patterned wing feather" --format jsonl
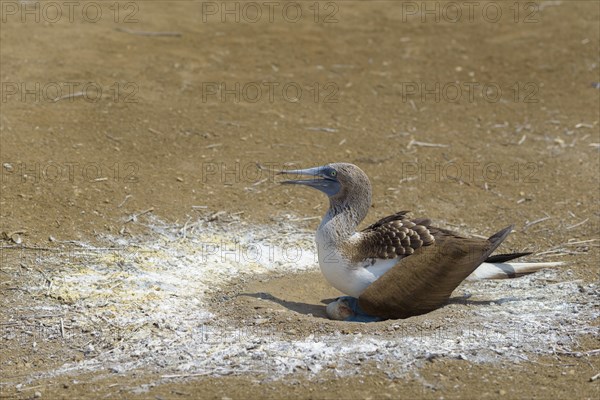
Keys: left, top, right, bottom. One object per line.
{"left": 353, "top": 212, "right": 436, "bottom": 261}
{"left": 361, "top": 211, "right": 411, "bottom": 230}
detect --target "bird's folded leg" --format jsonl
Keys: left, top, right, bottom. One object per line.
{"left": 326, "top": 296, "right": 383, "bottom": 323}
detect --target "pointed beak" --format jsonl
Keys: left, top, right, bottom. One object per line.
{"left": 278, "top": 165, "right": 340, "bottom": 197}
{"left": 279, "top": 166, "right": 328, "bottom": 187}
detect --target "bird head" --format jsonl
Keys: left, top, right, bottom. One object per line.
{"left": 278, "top": 163, "right": 372, "bottom": 214}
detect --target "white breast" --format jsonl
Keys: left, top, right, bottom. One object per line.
{"left": 315, "top": 230, "right": 400, "bottom": 297}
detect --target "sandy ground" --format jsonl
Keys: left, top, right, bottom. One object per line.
{"left": 1, "top": 0, "right": 599, "bottom": 399}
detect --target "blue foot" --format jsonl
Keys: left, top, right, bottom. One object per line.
{"left": 326, "top": 296, "right": 383, "bottom": 323}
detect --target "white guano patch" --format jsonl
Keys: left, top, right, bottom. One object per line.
{"left": 5, "top": 215, "right": 598, "bottom": 388}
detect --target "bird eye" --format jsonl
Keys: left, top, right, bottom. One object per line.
{"left": 330, "top": 170, "right": 337, "bottom": 177}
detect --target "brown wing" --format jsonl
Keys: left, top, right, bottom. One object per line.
{"left": 358, "top": 225, "right": 514, "bottom": 319}
{"left": 350, "top": 212, "right": 436, "bottom": 261}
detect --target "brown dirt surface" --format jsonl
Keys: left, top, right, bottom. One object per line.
{"left": 1, "top": 1, "right": 599, "bottom": 399}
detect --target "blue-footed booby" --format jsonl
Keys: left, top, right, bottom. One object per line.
{"left": 279, "top": 163, "right": 562, "bottom": 322}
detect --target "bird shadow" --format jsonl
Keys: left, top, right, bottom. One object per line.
{"left": 238, "top": 292, "right": 521, "bottom": 321}
{"left": 239, "top": 292, "right": 337, "bottom": 319}
{"left": 448, "top": 294, "right": 521, "bottom": 306}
